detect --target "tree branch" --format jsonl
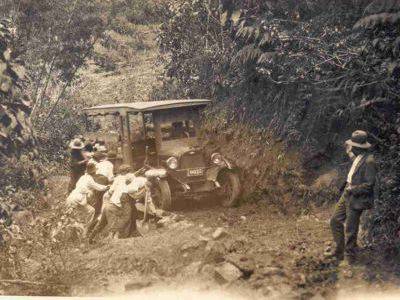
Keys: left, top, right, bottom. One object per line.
{"left": 37, "top": 37, "right": 100, "bottom": 132}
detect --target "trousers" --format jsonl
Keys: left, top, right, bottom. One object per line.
{"left": 87, "top": 174, "right": 109, "bottom": 234}
{"left": 330, "top": 193, "right": 364, "bottom": 256}
{"left": 88, "top": 196, "right": 138, "bottom": 241}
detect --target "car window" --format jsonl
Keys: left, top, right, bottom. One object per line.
{"left": 162, "top": 120, "right": 196, "bottom": 141}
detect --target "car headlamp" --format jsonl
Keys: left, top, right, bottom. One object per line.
{"left": 211, "top": 153, "right": 223, "bottom": 165}
{"left": 166, "top": 157, "right": 178, "bottom": 170}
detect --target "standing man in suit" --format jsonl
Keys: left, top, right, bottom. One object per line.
{"left": 330, "top": 130, "right": 377, "bottom": 261}
{"left": 68, "top": 139, "right": 88, "bottom": 193}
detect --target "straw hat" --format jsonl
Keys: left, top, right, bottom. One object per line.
{"left": 346, "top": 130, "right": 372, "bottom": 149}
{"left": 70, "top": 138, "right": 84, "bottom": 150}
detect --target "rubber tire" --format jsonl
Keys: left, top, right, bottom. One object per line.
{"left": 218, "top": 171, "right": 241, "bottom": 207}
{"left": 156, "top": 179, "right": 172, "bottom": 211}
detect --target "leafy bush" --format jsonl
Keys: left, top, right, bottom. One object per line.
{"left": 109, "top": 0, "right": 164, "bottom": 25}
{"left": 0, "top": 2, "right": 98, "bottom": 187}
{"left": 200, "top": 105, "right": 308, "bottom": 214}
{"left": 0, "top": 19, "right": 43, "bottom": 198}
{"left": 156, "top": 0, "right": 233, "bottom": 99}
{"left": 0, "top": 20, "right": 35, "bottom": 160}
{"left": 0, "top": 0, "right": 107, "bottom": 138}
{"left": 93, "top": 52, "right": 118, "bottom": 72}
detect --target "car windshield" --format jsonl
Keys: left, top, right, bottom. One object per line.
{"left": 161, "top": 120, "right": 196, "bottom": 141}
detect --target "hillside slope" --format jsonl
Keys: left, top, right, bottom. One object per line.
{"left": 76, "top": 24, "right": 162, "bottom": 107}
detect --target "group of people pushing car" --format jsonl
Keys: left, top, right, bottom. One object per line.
{"left": 67, "top": 130, "right": 377, "bottom": 263}
{"left": 66, "top": 136, "right": 148, "bottom": 243}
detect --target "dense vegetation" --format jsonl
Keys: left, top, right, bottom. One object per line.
{"left": 0, "top": 1, "right": 166, "bottom": 208}
{"left": 156, "top": 0, "right": 400, "bottom": 256}
{"left": 0, "top": 0, "right": 109, "bottom": 207}
{"left": 0, "top": 0, "right": 107, "bottom": 144}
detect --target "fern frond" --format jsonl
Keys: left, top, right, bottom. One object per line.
{"left": 257, "top": 52, "right": 276, "bottom": 64}
{"left": 259, "top": 32, "right": 272, "bottom": 47}
{"left": 356, "top": 0, "right": 400, "bottom": 29}
{"left": 354, "top": 12, "right": 400, "bottom": 29}
{"left": 234, "top": 44, "right": 262, "bottom": 65}
{"left": 236, "top": 26, "right": 257, "bottom": 42}
{"left": 364, "top": 0, "right": 400, "bottom": 16}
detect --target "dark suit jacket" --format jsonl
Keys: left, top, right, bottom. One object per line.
{"left": 347, "top": 154, "right": 377, "bottom": 210}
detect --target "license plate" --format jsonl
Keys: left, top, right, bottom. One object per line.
{"left": 187, "top": 168, "right": 204, "bottom": 177}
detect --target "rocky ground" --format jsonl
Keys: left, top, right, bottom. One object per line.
{"left": 2, "top": 173, "right": 400, "bottom": 299}
{"left": 40, "top": 176, "right": 400, "bottom": 299}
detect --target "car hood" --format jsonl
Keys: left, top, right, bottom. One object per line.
{"left": 159, "top": 138, "right": 200, "bottom": 157}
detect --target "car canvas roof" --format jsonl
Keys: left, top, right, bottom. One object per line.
{"left": 84, "top": 99, "right": 211, "bottom": 116}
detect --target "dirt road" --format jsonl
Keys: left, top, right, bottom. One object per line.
{"left": 49, "top": 176, "right": 331, "bottom": 299}
{"left": 2, "top": 173, "right": 398, "bottom": 298}
{"left": 42, "top": 176, "right": 399, "bottom": 300}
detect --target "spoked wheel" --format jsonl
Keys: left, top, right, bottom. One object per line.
{"left": 153, "top": 179, "right": 172, "bottom": 211}
{"left": 218, "top": 171, "right": 241, "bottom": 207}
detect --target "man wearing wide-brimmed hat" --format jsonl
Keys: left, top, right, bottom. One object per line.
{"left": 68, "top": 138, "right": 88, "bottom": 193}
{"left": 330, "top": 130, "right": 377, "bottom": 261}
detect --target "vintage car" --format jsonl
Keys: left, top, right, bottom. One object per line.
{"left": 83, "top": 99, "right": 241, "bottom": 210}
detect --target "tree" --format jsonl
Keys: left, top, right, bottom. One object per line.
{"left": 0, "top": 18, "right": 43, "bottom": 194}
{"left": 0, "top": 19, "right": 34, "bottom": 160}
{"left": 0, "top": 0, "right": 106, "bottom": 129}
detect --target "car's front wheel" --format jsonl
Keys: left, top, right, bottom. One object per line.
{"left": 218, "top": 171, "right": 241, "bottom": 207}
{"left": 153, "top": 179, "right": 172, "bottom": 211}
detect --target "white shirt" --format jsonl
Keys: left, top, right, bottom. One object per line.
{"left": 347, "top": 154, "right": 364, "bottom": 184}
{"left": 126, "top": 176, "right": 147, "bottom": 194}
{"left": 108, "top": 174, "right": 129, "bottom": 207}
{"left": 67, "top": 174, "right": 108, "bottom": 207}
{"left": 94, "top": 144, "right": 107, "bottom": 152}
{"left": 108, "top": 173, "right": 147, "bottom": 207}
{"left": 96, "top": 159, "right": 114, "bottom": 182}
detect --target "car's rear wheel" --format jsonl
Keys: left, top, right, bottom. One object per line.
{"left": 218, "top": 171, "right": 241, "bottom": 207}
{"left": 153, "top": 179, "right": 172, "bottom": 211}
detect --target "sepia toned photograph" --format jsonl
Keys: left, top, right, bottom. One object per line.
{"left": 0, "top": 0, "right": 399, "bottom": 299}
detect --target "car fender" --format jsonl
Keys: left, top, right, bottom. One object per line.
{"left": 221, "top": 157, "right": 236, "bottom": 170}
{"left": 207, "top": 165, "right": 239, "bottom": 182}
{"left": 206, "top": 166, "right": 221, "bottom": 182}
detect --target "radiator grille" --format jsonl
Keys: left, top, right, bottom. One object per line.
{"left": 180, "top": 151, "right": 206, "bottom": 169}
